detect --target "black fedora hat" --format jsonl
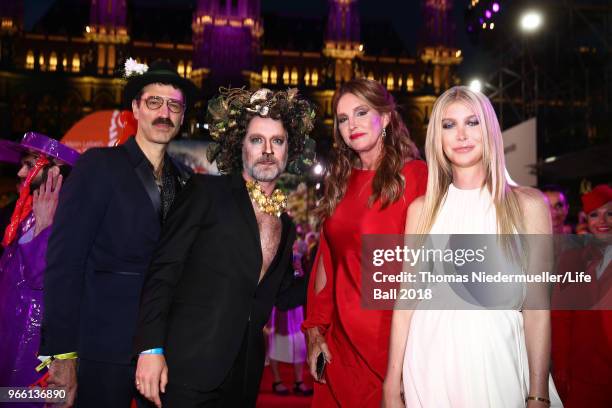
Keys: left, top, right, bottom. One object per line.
{"left": 123, "top": 59, "right": 199, "bottom": 109}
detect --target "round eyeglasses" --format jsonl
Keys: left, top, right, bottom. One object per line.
{"left": 141, "top": 96, "right": 185, "bottom": 114}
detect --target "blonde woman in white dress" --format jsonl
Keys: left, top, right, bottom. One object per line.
{"left": 382, "top": 86, "right": 562, "bottom": 408}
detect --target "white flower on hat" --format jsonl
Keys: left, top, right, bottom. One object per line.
{"left": 124, "top": 58, "right": 149, "bottom": 78}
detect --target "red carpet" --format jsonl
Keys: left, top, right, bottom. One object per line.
{"left": 256, "top": 363, "right": 313, "bottom": 408}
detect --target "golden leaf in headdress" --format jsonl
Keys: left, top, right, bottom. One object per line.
{"left": 287, "top": 88, "right": 299, "bottom": 101}
{"left": 206, "top": 96, "right": 229, "bottom": 122}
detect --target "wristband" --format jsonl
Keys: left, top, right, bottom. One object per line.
{"left": 35, "top": 351, "right": 78, "bottom": 372}
{"left": 140, "top": 348, "right": 164, "bottom": 355}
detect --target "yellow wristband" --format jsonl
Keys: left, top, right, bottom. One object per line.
{"left": 35, "top": 352, "right": 78, "bottom": 372}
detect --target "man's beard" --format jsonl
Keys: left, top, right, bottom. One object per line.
{"left": 27, "top": 169, "right": 48, "bottom": 191}
{"left": 243, "top": 152, "right": 287, "bottom": 182}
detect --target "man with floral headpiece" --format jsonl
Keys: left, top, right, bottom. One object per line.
{"left": 0, "top": 132, "right": 78, "bottom": 405}
{"left": 39, "top": 59, "right": 195, "bottom": 407}
{"left": 133, "top": 87, "right": 316, "bottom": 407}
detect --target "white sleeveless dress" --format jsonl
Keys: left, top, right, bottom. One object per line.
{"left": 402, "top": 184, "right": 562, "bottom": 408}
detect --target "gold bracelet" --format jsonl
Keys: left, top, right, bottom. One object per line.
{"left": 526, "top": 396, "right": 551, "bottom": 405}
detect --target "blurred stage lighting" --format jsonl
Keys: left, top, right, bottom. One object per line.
{"left": 469, "top": 79, "right": 483, "bottom": 93}
{"left": 520, "top": 11, "right": 543, "bottom": 32}
{"left": 313, "top": 163, "right": 324, "bottom": 175}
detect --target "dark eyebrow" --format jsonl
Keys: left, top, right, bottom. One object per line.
{"left": 337, "top": 104, "right": 369, "bottom": 117}
{"left": 147, "top": 95, "right": 184, "bottom": 103}
{"left": 247, "top": 133, "right": 286, "bottom": 139}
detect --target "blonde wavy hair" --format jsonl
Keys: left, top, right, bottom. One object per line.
{"left": 417, "top": 86, "right": 525, "bottom": 235}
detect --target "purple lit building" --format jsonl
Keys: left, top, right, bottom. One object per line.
{"left": 0, "top": 0, "right": 461, "bottom": 145}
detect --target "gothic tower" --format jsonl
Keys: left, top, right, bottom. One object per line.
{"left": 86, "top": 0, "right": 129, "bottom": 75}
{"left": 0, "top": 0, "right": 23, "bottom": 68}
{"left": 323, "top": 0, "right": 363, "bottom": 85}
{"left": 192, "top": 0, "right": 263, "bottom": 93}
{"left": 420, "top": 0, "right": 461, "bottom": 93}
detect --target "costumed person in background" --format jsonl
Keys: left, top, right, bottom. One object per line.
{"left": 133, "top": 87, "right": 316, "bottom": 407}
{"left": 302, "top": 231, "right": 319, "bottom": 283}
{"left": 294, "top": 224, "right": 308, "bottom": 255}
{"left": 575, "top": 211, "right": 589, "bottom": 235}
{"left": 39, "top": 59, "right": 195, "bottom": 407}
{"left": 383, "top": 86, "right": 562, "bottom": 408}
{"left": 0, "top": 142, "right": 21, "bottom": 258}
{"left": 267, "top": 242, "right": 313, "bottom": 396}
{"left": 551, "top": 184, "right": 611, "bottom": 407}
{"left": 302, "top": 78, "right": 427, "bottom": 407}
{"left": 542, "top": 185, "right": 573, "bottom": 234}
{"left": 0, "top": 132, "right": 78, "bottom": 406}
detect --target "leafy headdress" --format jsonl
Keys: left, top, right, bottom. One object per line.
{"left": 206, "top": 87, "right": 316, "bottom": 174}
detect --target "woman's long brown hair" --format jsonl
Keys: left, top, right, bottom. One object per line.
{"left": 317, "top": 78, "right": 420, "bottom": 221}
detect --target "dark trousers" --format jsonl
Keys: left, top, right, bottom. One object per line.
{"left": 75, "top": 359, "right": 154, "bottom": 408}
{"left": 161, "top": 333, "right": 259, "bottom": 408}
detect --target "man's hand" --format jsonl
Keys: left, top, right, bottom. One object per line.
{"left": 46, "top": 358, "right": 77, "bottom": 407}
{"left": 135, "top": 354, "right": 168, "bottom": 408}
{"left": 33, "top": 166, "right": 62, "bottom": 236}
{"left": 305, "top": 327, "right": 332, "bottom": 384}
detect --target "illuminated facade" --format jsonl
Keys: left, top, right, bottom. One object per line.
{"left": 0, "top": 0, "right": 461, "bottom": 146}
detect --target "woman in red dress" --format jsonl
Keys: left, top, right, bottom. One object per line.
{"left": 302, "top": 78, "right": 427, "bottom": 407}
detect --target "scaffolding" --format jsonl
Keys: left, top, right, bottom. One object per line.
{"left": 470, "top": 0, "right": 611, "bottom": 163}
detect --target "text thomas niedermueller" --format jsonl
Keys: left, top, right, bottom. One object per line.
{"left": 371, "top": 271, "right": 592, "bottom": 284}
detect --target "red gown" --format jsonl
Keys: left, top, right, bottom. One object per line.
{"left": 303, "top": 160, "right": 427, "bottom": 407}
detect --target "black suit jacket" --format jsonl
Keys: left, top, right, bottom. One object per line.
{"left": 40, "top": 137, "right": 190, "bottom": 364}
{"left": 133, "top": 174, "right": 296, "bottom": 392}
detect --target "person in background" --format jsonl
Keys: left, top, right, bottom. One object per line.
{"left": 302, "top": 231, "right": 318, "bottom": 277}
{"left": 542, "top": 184, "right": 573, "bottom": 234}
{"left": 267, "top": 244, "right": 313, "bottom": 397}
{"left": 551, "top": 184, "right": 611, "bottom": 408}
{"left": 0, "top": 132, "right": 78, "bottom": 407}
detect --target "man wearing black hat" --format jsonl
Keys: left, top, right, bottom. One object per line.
{"left": 39, "top": 60, "right": 197, "bottom": 407}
